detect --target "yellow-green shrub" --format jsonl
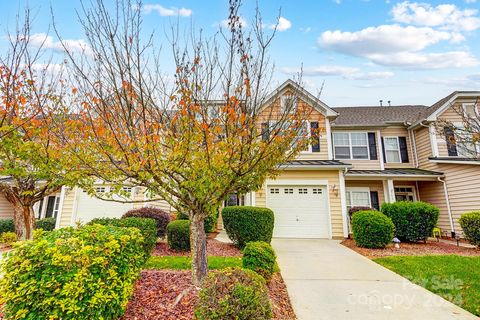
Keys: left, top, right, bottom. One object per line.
{"left": 0, "top": 231, "right": 17, "bottom": 245}
{"left": 0, "top": 224, "right": 145, "bottom": 320}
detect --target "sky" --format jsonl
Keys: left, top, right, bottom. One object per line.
{"left": 0, "top": 0, "right": 479, "bottom": 107}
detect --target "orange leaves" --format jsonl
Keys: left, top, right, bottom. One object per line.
{"left": 72, "top": 87, "right": 78, "bottom": 94}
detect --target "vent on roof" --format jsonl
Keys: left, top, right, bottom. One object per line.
{"left": 380, "top": 99, "right": 383, "bottom": 107}
{"left": 388, "top": 100, "right": 391, "bottom": 107}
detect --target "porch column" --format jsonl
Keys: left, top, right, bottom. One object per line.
{"left": 383, "top": 179, "right": 396, "bottom": 203}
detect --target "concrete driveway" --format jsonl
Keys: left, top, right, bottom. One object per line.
{"left": 273, "top": 239, "right": 478, "bottom": 320}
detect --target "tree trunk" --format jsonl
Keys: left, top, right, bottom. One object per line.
{"left": 13, "top": 204, "right": 36, "bottom": 240}
{"left": 190, "top": 214, "right": 208, "bottom": 287}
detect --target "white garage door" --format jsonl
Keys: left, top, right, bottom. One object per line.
{"left": 267, "top": 185, "right": 330, "bottom": 238}
{"left": 75, "top": 188, "right": 133, "bottom": 224}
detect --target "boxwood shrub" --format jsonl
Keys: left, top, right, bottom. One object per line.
{"left": 175, "top": 210, "right": 218, "bottom": 233}
{"left": 459, "top": 211, "right": 480, "bottom": 246}
{"left": 89, "top": 217, "right": 157, "bottom": 259}
{"left": 123, "top": 207, "right": 171, "bottom": 239}
{"left": 194, "top": 268, "right": 272, "bottom": 320}
{"left": 0, "top": 224, "right": 145, "bottom": 320}
{"left": 222, "top": 206, "right": 274, "bottom": 249}
{"left": 352, "top": 210, "right": 395, "bottom": 248}
{"left": 35, "top": 217, "right": 56, "bottom": 231}
{"left": 242, "top": 241, "right": 277, "bottom": 280}
{"left": 381, "top": 201, "right": 439, "bottom": 242}
{"left": 166, "top": 220, "right": 190, "bottom": 251}
{"left": 0, "top": 218, "right": 14, "bottom": 234}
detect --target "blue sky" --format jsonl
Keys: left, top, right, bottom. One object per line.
{"left": 0, "top": 0, "right": 479, "bottom": 106}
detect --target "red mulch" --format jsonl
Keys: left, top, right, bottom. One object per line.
{"left": 122, "top": 270, "right": 296, "bottom": 320}
{"left": 342, "top": 238, "right": 480, "bottom": 259}
{"left": 153, "top": 239, "right": 241, "bottom": 257}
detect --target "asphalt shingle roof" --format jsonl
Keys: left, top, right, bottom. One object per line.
{"left": 346, "top": 168, "right": 444, "bottom": 176}
{"left": 332, "top": 105, "right": 429, "bottom": 126}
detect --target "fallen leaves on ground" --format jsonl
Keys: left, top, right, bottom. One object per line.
{"left": 153, "top": 239, "right": 241, "bottom": 257}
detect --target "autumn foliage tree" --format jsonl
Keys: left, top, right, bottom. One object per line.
{"left": 59, "top": 0, "right": 311, "bottom": 285}
{"left": 0, "top": 12, "right": 68, "bottom": 239}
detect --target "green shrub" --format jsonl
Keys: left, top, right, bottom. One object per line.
{"left": 166, "top": 220, "right": 190, "bottom": 251}
{"left": 176, "top": 210, "right": 218, "bottom": 233}
{"left": 459, "top": 211, "right": 480, "bottom": 246}
{"left": 0, "top": 218, "right": 14, "bottom": 234}
{"left": 242, "top": 241, "right": 276, "bottom": 280}
{"left": 122, "top": 207, "right": 170, "bottom": 239}
{"left": 222, "top": 206, "right": 274, "bottom": 249}
{"left": 0, "top": 224, "right": 145, "bottom": 320}
{"left": 194, "top": 267, "right": 272, "bottom": 320}
{"left": 89, "top": 217, "right": 157, "bottom": 259}
{"left": 381, "top": 201, "right": 439, "bottom": 242}
{"left": 352, "top": 210, "right": 395, "bottom": 248}
{"left": 35, "top": 217, "right": 56, "bottom": 231}
{"left": 0, "top": 231, "right": 17, "bottom": 245}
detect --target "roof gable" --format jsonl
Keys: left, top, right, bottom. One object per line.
{"left": 261, "top": 79, "right": 338, "bottom": 117}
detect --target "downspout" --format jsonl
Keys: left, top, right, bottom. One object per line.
{"left": 437, "top": 177, "right": 456, "bottom": 238}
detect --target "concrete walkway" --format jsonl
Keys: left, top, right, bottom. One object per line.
{"left": 273, "top": 239, "right": 478, "bottom": 320}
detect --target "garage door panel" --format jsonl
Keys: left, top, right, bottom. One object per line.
{"left": 76, "top": 189, "right": 133, "bottom": 224}
{"left": 267, "top": 185, "right": 330, "bottom": 238}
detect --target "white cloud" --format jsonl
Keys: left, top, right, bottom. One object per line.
{"left": 368, "top": 51, "right": 478, "bottom": 69}
{"left": 280, "top": 65, "right": 394, "bottom": 80}
{"left": 465, "top": 0, "right": 477, "bottom": 3}
{"left": 269, "top": 17, "right": 292, "bottom": 31}
{"left": 423, "top": 73, "right": 480, "bottom": 88}
{"left": 142, "top": 4, "right": 192, "bottom": 17}
{"left": 320, "top": 25, "right": 454, "bottom": 56}
{"left": 318, "top": 24, "right": 478, "bottom": 69}
{"left": 392, "top": 2, "right": 480, "bottom": 31}
{"left": 220, "top": 16, "right": 248, "bottom": 29}
{"left": 30, "top": 33, "right": 93, "bottom": 56}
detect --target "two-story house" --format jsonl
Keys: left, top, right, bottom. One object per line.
{"left": 1, "top": 80, "right": 478, "bottom": 239}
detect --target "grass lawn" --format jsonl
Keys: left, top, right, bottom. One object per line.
{"left": 145, "top": 256, "right": 242, "bottom": 270}
{"left": 374, "top": 255, "right": 480, "bottom": 317}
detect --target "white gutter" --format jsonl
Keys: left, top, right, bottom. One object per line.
{"left": 429, "top": 159, "right": 480, "bottom": 165}
{"left": 437, "top": 177, "right": 455, "bottom": 236}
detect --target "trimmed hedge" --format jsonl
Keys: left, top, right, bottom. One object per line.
{"left": 459, "top": 211, "right": 480, "bottom": 246}
{"left": 89, "top": 217, "right": 157, "bottom": 259}
{"left": 194, "top": 268, "right": 272, "bottom": 320}
{"left": 166, "top": 220, "right": 190, "bottom": 251}
{"left": 176, "top": 210, "right": 218, "bottom": 233}
{"left": 222, "top": 206, "right": 274, "bottom": 249}
{"left": 352, "top": 210, "right": 395, "bottom": 248}
{"left": 242, "top": 241, "right": 276, "bottom": 280}
{"left": 0, "top": 219, "right": 14, "bottom": 234}
{"left": 381, "top": 201, "right": 439, "bottom": 242}
{"left": 123, "top": 207, "right": 170, "bottom": 239}
{"left": 0, "top": 224, "right": 145, "bottom": 320}
{"left": 35, "top": 217, "right": 56, "bottom": 231}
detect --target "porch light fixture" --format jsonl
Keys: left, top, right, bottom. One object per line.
{"left": 330, "top": 184, "right": 338, "bottom": 197}
{"left": 393, "top": 237, "right": 401, "bottom": 249}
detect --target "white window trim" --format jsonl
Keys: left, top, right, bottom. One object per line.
{"left": 383, "top": 136, "right": 402, "bottom": 163}
{"left": 333, "top": 132, "right": 370, "bottom": 160}
{"left": 280, "top": 95, "right": 297, "bottom": 114}
{"left": 394, "top": 185, "right": 417, "bottom": 201}
{"left": 345, "top": 187, "right": 371, "bottom": 209}
{"left": 462, "top": 102, "right": 479, "bottom": 118}
{"left": 269, "top": 120, "right": 319, "bottom": 153}
{"left": 453, "top": 122, "right": 480, "bottom": 157}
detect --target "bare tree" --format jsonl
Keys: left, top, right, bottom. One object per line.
{"left": 56, "top": 0, "right": 310, "bottom": 286}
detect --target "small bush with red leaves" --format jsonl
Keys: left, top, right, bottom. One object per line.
{"left": 194, "top": 268, "right": 272, "bottom": 320}
{"left": 123, "top": 207, "right": 170, "bottom": 239}
{"left": 348, "top": 206, "right": 372, "bottom": 219}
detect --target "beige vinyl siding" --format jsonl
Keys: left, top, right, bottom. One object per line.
{"left": 259, "top": 91, "right": 329, "bottom": 160}
{"left": 345, "top": 180, "right": 385, "bottom": 205}
{"left": 58, "top": 188, "right": 77, "bottom": 227}
{"left": 0, "top": 194, "right": 14, "bottom": 219}
{"left": 414, "top": 127, "right": 437, "bottom": 170}
{"left": 135, "top": 187, "right": 173, "bottom": 212}
{"left": 381, "top": 127, "right": 414, "bottom": 169}
{"left": 332, "top": 130, "right": 382, "bottom": 170}
{"left": 255, "top": 170, "right": 344, "bottom": 238}
{"left": 436, "top": 102, "right": 470, "bottom": 158}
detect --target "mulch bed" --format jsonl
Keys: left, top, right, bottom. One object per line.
{"left": 122, "top": 270, "right": 296, "bottom": 320}
{"left": 342, "top": 238, "right": 480, "bottom": 259}
{"left": 153, "top": 239, "right": 242, "bottom": 257}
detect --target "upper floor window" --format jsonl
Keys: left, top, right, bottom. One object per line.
{"left": 280, "top": 95, "right": 297, "bottom": 113}
{"left": 384, "top": 137, "right": 401, "bottom": 163}
{"left": 463, "top": 103, "right": 479, "bottom": 118}
{"left": 264, "top": 120, "right": 320, "bottom": 153}
{"left": 333, "top": 132, "right": 369, "bottom": 160}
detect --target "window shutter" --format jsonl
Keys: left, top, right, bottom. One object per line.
{"left": 398, "top": 137, "right": 409, "bottom": 163}
{"left": 261, "top": 122, "right": 269, "bottom": 141}
{"left": 367, "top": 132, "right": 377, "bottom": 160}
{"left": 370, "top": 191, "right": 379, "bottom": 210}
{"left": 381, "top": 138, "right": 386, "bottom": 163}
{"left": 310, "top": 121, "right": 320, "bottom": 152}
{"left": 444, "top": 127, "right": 458, "bottom": 156}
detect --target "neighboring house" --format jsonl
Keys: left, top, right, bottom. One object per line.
{"left": 0, "top": 81, "right": 478, "bottom": 239}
